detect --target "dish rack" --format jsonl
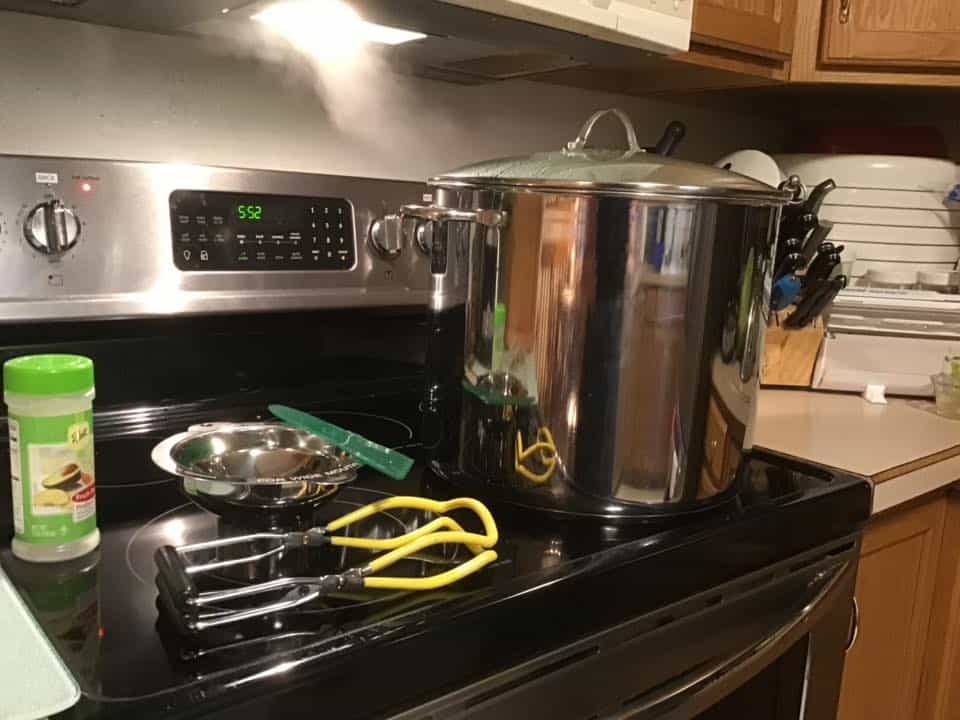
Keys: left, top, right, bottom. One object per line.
{"left": 769, "top": 155, "right": 960, "bottom": 395}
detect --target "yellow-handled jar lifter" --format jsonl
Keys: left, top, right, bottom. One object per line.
{"left": 155, "top": 496, "right": 499, "bottom": 634}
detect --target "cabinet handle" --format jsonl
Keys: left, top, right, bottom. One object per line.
{"left": 839, "top": 0, "right": 851, "bottom": 24}
{"left": 845, "top": 596, "right": 860, "bottom": 653}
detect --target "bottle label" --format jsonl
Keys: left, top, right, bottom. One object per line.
{"left": 9, "top": 409, "right": 96, "bottom": 544}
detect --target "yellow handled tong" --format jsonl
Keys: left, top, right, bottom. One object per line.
{"left": 157, "top": 496, "right": 499, "bottom": 632}
{"left": 317, "top": 496, "right": 499, "bottom": 590}
{"left": 515, "top": 427, "right": 558, "bottom": 484}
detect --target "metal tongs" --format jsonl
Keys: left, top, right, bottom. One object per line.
{"left": 155, "top": 496, "right": 499, "bottom": 633}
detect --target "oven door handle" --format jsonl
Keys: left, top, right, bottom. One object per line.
{"left": 616, "top": 560, "right": 852, "bottom": 720}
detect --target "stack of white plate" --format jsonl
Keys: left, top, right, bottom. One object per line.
{"left": 775, "top": 154, "right": 960, "bottom": 284}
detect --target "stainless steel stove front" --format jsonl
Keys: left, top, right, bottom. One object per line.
{"left": 0, "top": 155, "right": 441, "bottom": 322}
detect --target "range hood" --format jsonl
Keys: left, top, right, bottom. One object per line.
{"left": 420, "top": 1, "right": 691, "bottom": 54}
{"left": 0, "top": 0, "right": 688, "bottom": 83}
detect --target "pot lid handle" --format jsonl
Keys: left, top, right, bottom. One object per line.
{"left": 564, "top": 108, "right": 643, "bottom": 157}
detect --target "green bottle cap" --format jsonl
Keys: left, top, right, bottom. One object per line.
{"left": 3, "top": 354, "right": 95, "bottom": 397}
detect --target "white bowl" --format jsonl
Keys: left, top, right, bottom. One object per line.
{"left": 776, "top": 154, "right": 959, "bottom": 192}
{"left": 714, "top": 150, "right": 781, "bottom": 188}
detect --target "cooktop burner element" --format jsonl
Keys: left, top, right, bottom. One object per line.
{"left": 294, "top": 410, "right": 416, "bottom": 451}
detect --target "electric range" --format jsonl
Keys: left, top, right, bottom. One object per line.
{"left": 0, "top": 385, "right": 871, "bottom": 720}
{"left": 0, "top": 156, "right": 872, "bottom": 719}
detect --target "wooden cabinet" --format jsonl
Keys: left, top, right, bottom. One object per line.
{"left": 539, "top": 0, "right": 798, "bottom": 93}
{"left": 791, "top": 0, "right": 960, "bottom": 85}
{"left": 919, "top": 490, "right": 960, "bottom": 719}
{"left": 819, "top": 0, "right": 960, "bottom": 68}
{"left": 838, "top": 492, "right": 947, "bottom": 720}
{"left": 692, "top": 0, "right": 798, "bottom": 58}
{"left": 540, "top": 0, "right": 960, "bottom": 95}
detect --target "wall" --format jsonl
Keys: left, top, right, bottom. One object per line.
{"left": 0, "top": 12, "right": 783, "bottom": 180}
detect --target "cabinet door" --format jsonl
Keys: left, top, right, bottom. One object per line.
{"left": 821, "top": 0, "right": 960, "bottom": 68}
{"left": 837, "top": 493, "right": 947, "bottom": 720}
{"left": 918, "top": 490, "right": 960, "bottom": 720}
{"left": 692, "top": 0, "right": 799, "bottom": 57}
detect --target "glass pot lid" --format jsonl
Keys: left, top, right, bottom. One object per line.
{"left": 431, "top": 108, "right": 791, "bottom": 204}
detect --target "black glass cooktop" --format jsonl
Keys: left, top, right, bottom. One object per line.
{"left": 0, "top": 386, "right": 871, "bottom": 720}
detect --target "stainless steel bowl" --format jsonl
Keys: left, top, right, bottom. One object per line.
{"left": 179, "top": 475, "right": 340, "bottom": 515}
{"left": 151, "top": 423, "right": 358, "bottom": 517}
{"left": 168, "top": 424, "right": 358, "bottom": 484}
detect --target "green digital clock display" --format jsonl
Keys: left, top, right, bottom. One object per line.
{"left": 235, "top": 204, "right": 264, "bottom": 221}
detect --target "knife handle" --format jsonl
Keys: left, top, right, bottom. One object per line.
{"left": 804, "top": 179, "right": 837, "bottom": 216}
{"left": 776, "top": 237, "right": 803, "bottom": 268}
{"left": 775, "top": 252, "right": 804, "bottom": 282}
{"left": 771, "top": 274, "right": 802, "bottom": 311}
{"left": 652, "top": 121, "right": 686, "bottom": 157}
{"left": 787, "top": 275, "right": 847, "bottom": 328}
{"left": 802, "top": 221, "right": 833, "bottom": 261}
{"left": 803, "top": 251, "right": 841, "bottom": 288}
{"left": 800, "top": 277, "right": 847, "bottom": 327}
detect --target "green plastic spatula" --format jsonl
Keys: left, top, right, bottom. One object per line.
{"left": 268, "top": 404, "right": 414, "bottom": 481}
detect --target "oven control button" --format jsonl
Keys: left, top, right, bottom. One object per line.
{"left": 368, "top": 214, "right": 403, "bottom": 258}
{"left": 24, "top": 199, "right": 80, "bottom": 255}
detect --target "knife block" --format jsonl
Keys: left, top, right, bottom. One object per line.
{"left": 761, "top": 311, "right": 825, "bottom": 387}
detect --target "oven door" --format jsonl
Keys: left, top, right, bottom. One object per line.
{"left": 392, "top": 538, "right": 859, "bottom": 720}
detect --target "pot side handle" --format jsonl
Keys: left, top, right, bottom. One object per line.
{"left": 400, "top": 205, "right": 508, "bottom": 228}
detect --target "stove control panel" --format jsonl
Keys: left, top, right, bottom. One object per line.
{"left": 0, "top": 155, "right": 470, "bottom": 322}
{"left": 170, "top": 190, "right": 356, "bottom": 271}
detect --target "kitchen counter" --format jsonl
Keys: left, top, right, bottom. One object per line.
{"left": 756, "top": 390, "right": 960, "bottom": 514}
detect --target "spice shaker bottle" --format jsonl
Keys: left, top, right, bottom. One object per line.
{"left": 4, "top": 355, "right": 100, "bottom": 562}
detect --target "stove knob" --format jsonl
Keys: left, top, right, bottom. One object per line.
{"left": 369, "top": 214, "right": 403, "bottom": 258}
{"left": 24, "top": 199, "right": 81, "bottom": 255}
